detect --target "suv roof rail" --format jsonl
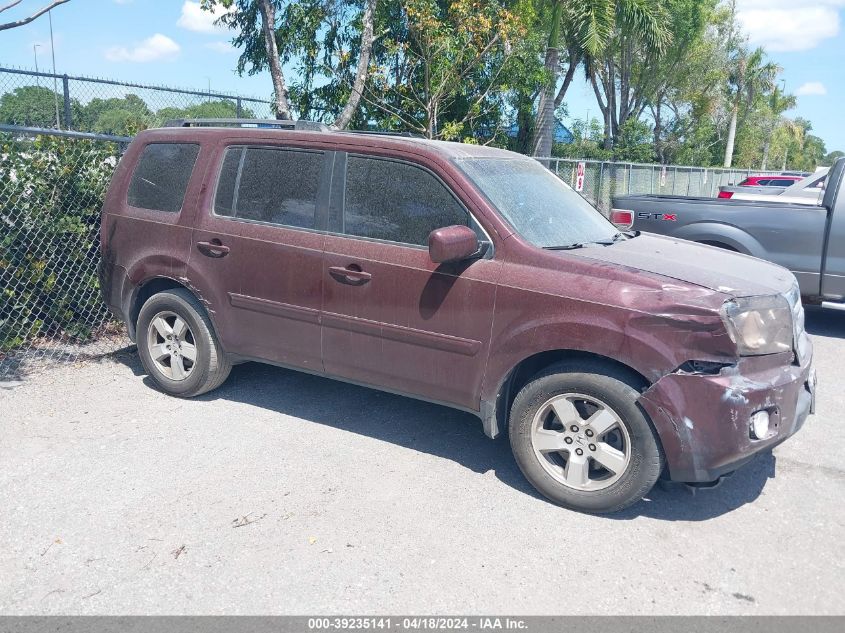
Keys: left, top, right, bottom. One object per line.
{"left": 163, "top": 118, "right": 328, "bottom": 132}
{"left": 345, "top": 129, "right": 423, "bottom": 138}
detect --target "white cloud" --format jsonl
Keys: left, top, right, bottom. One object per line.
{"left": 736, "top": 1, "right": 844, "bottom": 52}
{"left": 105, "top": 34, "right": 181, "bottom": 63}
{"left": 177, "top": 1, "right": 230, "bottom": 33}
{"left": 796, "top": 81, "right": 827, "bottom": 96}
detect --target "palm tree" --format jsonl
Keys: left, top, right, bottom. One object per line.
{"left": 531, "top": 0, "right": 668, "bottom": 158}
{"left": 722, "top": 47, "right": 778, "bottom": 167}
{"left": 760, "top": 85, "right": 796, "bottom": 170}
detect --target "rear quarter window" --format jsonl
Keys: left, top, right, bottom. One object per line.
{"left": 127, "top": 142, "right": 200, "bottom": 213}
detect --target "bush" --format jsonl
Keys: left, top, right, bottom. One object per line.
{"left": 0, "top": 134, "right": 120, "bottom": 352}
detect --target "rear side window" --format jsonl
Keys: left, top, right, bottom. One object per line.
{"left": 214, "top": 146, "right": 322, "bottom": 230}
{"left": 755, "top": 179, "right": 771, "bottom": 186}
{"left": 343, "top": 156, "right": 469, "bottom": 246}
{"left": 127, "top": 143, "right": 199, "bottom": 213}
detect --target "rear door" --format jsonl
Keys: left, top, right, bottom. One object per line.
{"left": 321, "top": 152, "right": 500, "bottom": 410}
{"left": 188, "top": 141, "right": 330, "bottom": 371}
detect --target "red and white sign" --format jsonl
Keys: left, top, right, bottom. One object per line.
{"left": 575, "top": 161, "right": 586, "bottom": 192}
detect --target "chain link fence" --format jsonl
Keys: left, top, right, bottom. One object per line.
{"left": 543, "top": 158, "right": 772, "bottom": 213}
{"left": 0, "top": 129, "right": 130, "bottom": 380}
{"left": 0, "top": 66, "right": 273, "bottom": 134}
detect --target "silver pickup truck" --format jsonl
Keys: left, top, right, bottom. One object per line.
{"left": 611, "top": 157, "right": 845, "bottom": 308}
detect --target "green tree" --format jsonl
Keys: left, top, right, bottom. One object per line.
{"left": 156, "top": 100, "right": 257, "bottom": 124}
{"left": 722, "top": 46, "right": 778, "bottom": 167}
{"left": 202, "top": 0, "right": 377, "bottom": 127}
{"left": 0, "top": 85, "right": 81, "bottom": 129}
{"left": 532, "top": 0, "right": 669, "bottom": 157}
{"left": 759, "top": 86, "right": 796, "bottom": 170}
{"left": 364, "top": 0, "right": 533, "bottom": 140}
{"left": 646, "top": 0, "right": 718, "bottom": 163}
{"left": 822, "top": 150, "right": 844, "bottom": 167}
{"left": 81, "top": 94, "right": 153, "bottom": 136}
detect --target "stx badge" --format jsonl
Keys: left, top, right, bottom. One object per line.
{"left": 637, "top": 212, "right": 677, "bottom": 221}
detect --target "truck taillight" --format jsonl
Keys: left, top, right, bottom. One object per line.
{"left": 610, "top": 209, "right": 634, "bottom": 229}
{"left": 717, "top": 191, "right": 733, "bottom": 199}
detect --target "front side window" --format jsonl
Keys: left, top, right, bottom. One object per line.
{"left": 343, "top": 156, "right": 469, "bottom": 246}
{"left": 127, "top": 143, "right": 200, "bottom": 213}
{"left": 214, "top": 146, "right": 323, "bottom": 230}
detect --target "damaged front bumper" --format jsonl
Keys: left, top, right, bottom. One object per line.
{"left": 638, "top": 347, "right": 815, "bottom": 483}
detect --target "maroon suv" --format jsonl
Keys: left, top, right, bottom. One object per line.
{"left": 99, "top": 120, "right": 816, "bottom": 513}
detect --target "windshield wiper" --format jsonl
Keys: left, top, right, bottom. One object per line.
{"left": 543, "top": 243, "right": 585, "bottom": 250}
{"left": 543, "top": 231, "right": 639, "bottom": 251}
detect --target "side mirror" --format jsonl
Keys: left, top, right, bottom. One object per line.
{"left": 428, "top": 225, "right": 481, "bottom": 264}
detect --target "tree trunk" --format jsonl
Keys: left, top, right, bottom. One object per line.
{"left": 761, "top": 137, "right": 770, "bottom": 171}
{"left": 514, "top": 90, "right": 534, "bottom": 154}
{"left": 653, "top": 101, "right": 663, "bottom": 163}
{"left": 333, "top": 0, "right": 376, "bottom": 129}
{"left": 531, "top": 0, "right": 563, "bottom": 159}
{"left": 723, "top": 102, "right": 738, "bottom": 167}
{"left": 259, "top": 0, "right": 291, "bottom": 120}
{"left": 531, "top": 46, "right": 559, "bottom": 159}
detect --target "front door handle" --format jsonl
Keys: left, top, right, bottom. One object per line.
{"left": 328, "top": 265, "right": 372, "bottom": 284}
{"left": 197, "top": 239, "right": 230, "bottom": 258}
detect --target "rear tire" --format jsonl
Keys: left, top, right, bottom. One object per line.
{"left": 136, "top": 288, "right": 231, "bottom": 397}
{"left": 509, "top": 361, "right": 663, "bottom": 514}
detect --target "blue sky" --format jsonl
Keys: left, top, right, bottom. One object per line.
{"left": 1, "top": 0, "right": 843, "bottom": 152}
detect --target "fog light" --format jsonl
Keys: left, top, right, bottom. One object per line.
{"left": 750, "top": 411, "right": 770, "bottom": 439}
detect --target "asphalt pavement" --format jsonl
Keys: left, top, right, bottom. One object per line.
{"left": 1, "top": 307, "right": 843, "bottom": 614}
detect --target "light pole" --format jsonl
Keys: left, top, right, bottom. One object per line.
{"left": 33, "top": 44, "right": 41, "bottom": 84}
{"left": 49, "top": 9, "right": 60, "bottom": 129}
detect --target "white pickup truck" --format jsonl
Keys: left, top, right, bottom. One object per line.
{"left": 718, "top": 169, "right": 828, "bottom": 205}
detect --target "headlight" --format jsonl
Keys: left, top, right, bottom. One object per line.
{"left": 721, "top": 294, "right": 793, "bottom": 356}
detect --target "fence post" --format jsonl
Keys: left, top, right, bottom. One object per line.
{"left": 598, "top": 162, "right": 605, "bottom": 211}
{"left": 236, "top": 97, "right": 243, "bottom": 119}
{"left": 62, "top": 75, "right": 72, "bottom": 129}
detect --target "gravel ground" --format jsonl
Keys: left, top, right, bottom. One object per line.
{"left": 1, "top": 308, "right": 843, "bottom": 615}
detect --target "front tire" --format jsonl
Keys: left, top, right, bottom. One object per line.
{"left": 509, "top": 362, "right": 663, "bottom": 513}
{"left": 136, "top": 288, "right": 231, "bottom": 397}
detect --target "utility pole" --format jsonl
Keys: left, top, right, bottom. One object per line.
{"left": 33, "top": 44, "right": 41, "bottom": 86}
{"left": 49, "top": 9, "right": 60, "bottom": 128}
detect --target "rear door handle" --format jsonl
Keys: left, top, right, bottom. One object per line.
{"left": 197, "top": 240, "right": 230, "bottom": 258}
{"left": 328, "top": 265, "right": 372, "bottom": 284}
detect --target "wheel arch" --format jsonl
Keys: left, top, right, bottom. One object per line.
{"left": 671, "top": 222, "right": 762, "bottom": 257}
{"left": 128, "top": 277, "right": 210, "bottom": 342}
{"left": 481, "top": 349, "right": 651, "bottom": 441}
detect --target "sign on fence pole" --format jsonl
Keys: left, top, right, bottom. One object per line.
{"left": 575, "top": 161, "right": 586, "bottom": 192}
{"left": 660, "top": 165, "right": 667, "bottom": 187}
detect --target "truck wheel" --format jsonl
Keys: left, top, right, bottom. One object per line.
{"left": 509, "top": 362, "right": 663, "bottom": 513}
{"left": 136, "top": 288, "right": 232, "bottom": 397}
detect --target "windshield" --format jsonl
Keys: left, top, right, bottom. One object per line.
{"left": 454, "top": 157, "right": 618, "bottom": 248}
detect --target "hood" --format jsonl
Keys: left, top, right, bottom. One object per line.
{"left": 568, "top": 233, "right": 795, "bottom": 297}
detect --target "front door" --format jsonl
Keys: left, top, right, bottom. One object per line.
{"left": 321, "top": 153, "right": 500, "bottom": 410}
